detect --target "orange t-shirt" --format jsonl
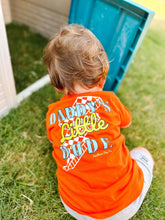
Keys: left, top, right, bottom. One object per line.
{"left": 46, "top": 91, "right": 144, "bottom": 219}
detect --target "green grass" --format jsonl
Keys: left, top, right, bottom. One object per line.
{"left": 0, "top": 25, "right": 165, "bottom": 219}
{"left": 6, "top": 23, "right": 48, "bottom": 93}
{"left": 118, "top": 25, "right": 165, "bottom": 219}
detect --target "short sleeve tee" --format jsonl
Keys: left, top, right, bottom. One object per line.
{"left": 46, "top": 91, "right": 144, "bottom": 219}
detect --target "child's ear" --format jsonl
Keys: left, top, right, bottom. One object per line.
{"left": 55, "top": 88, "right": 63, "bottom": 92}
{"left": 98, "top": 79, "right": 105, "bottom": 89}
{"left": 55, "top": 87, "right": 68, "bottom": 95}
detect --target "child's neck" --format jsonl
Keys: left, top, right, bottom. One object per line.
{"left": 68, "top": 84, "right": 103, "bottom": 95}
{"left": 62, "top": 80, "right": 105, "bottom": 95}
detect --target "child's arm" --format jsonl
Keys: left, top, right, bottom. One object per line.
{"left": 111, "top": 93, "right": 132, "bottom": 128}
{"left": 119, "top": 102, "right": 132, "bottom": 128}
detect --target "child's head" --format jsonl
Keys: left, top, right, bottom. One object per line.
{"left": 43, "top": 24, "right": 109, "bottom": 94}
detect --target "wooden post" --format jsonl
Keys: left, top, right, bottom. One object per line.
{"left": 1, "top": 0, "right": 12, "bottom": 24}
{"left": 0, "top": 0, "right": 17, "bottom": 118}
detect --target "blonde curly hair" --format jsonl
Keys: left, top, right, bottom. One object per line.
{"left": 43, "top": 24, "right": 109, "bottom": 94}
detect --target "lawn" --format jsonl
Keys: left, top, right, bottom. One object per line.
{"left": 6, "top": 23, "right": 48, "bottom": 93}
{"left": 0, "top": 23, "right": 165, "bottom": 219}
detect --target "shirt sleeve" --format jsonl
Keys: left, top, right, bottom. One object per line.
{"left": 46, "top": 105, "right": 58, "bottom": 143}
{"left": 111, "top": 93, "right": 132, "bottom": 128}
{"left": 46, "top": 111, "right": 54, "bottom": 142}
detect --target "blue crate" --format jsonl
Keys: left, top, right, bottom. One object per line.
{"left": 69, "top": 0, "right": 155, "bottom": 92}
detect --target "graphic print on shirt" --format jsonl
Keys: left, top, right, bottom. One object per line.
{"left": 58, "top": 96, "right": 110, "bottom": 171}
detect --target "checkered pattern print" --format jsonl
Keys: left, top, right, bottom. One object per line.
{"left": 59, "top": 96, "right": 103, "bottom": 171}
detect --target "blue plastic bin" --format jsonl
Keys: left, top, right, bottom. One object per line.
{"left": 69, "top": 0, "right": 155, "bottom": 92}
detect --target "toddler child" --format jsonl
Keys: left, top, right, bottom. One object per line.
{"left": 44, "top": 24, "right": 154, "bottom": 220}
